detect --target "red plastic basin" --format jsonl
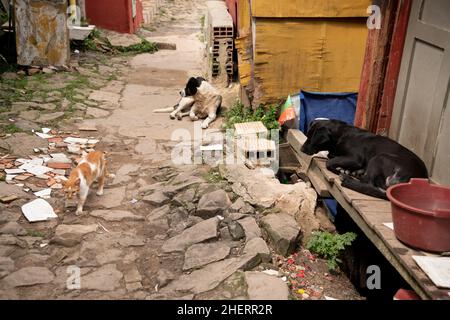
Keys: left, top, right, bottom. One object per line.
{"left": 386, "top": 178, "right": 450, "bottom": 253}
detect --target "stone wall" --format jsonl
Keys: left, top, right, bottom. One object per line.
{"left": 15, "top": 0, "right": 70, "bottom": 66}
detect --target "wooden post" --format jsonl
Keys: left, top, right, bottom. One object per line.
{"left": 354, "top": 0, "right": 398, "bottom": 132}
{"left": 375, "top": 0, "right": 412, "bottom": 135}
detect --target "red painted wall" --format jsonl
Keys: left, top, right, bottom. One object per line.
{"left": 225, "top": 0, "right": 237, "bottom": 29}
{"left": 86, "top": 0, "right": 143, "bottom": 34}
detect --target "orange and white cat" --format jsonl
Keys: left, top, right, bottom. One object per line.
{"left": 63, "top": 150, "right": 113, "bottom": 215}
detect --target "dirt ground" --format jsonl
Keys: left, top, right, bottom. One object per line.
{"left": 0, "top": 0, "right": 362, "bottom": 300}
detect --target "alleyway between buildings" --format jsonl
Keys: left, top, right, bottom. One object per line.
{"left": 0, "top": 0, "right": 362, "bottom": 300}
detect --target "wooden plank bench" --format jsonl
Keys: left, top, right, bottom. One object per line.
{"left": 287, "top": 129, "right": 450, "bottom": 300}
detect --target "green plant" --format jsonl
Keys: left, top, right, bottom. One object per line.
{"left": 3, "top": 123, "right": 22, "bottom": 134}
{"left": 116, "top": 39, "right": 157, "bottom": 54}
{"left": 306, "top": 231, "right": 357, "bottom": 270}
{"left": 223, "top": 101, "right": 280, "bottom": 131}
{"left": 0, "top": 8, "right": 8, "bottom": 26}
{"left": 80, "top": 28, "right": 102, "bottom": 51}
{"left": 142, "top": 26, "right": 156, "bottom": 32}
{"left": 26, "top": 229, "right": 46, "bottom": 237}
{"left": 203, "top": 167, "right": 224, "bottom": 183}
{"left": 200, "top": 15, "right": 205, "bottom": 29}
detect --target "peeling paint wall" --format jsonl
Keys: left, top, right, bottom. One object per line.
{"left": 15, "top": 0, "right": 70, "bottom": 66}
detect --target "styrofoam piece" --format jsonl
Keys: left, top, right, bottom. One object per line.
{"left": 34, "top": 188, "right": 52, "bottom": 198}
{"left": 21, "top": 198, "right": 57, "bottom": 222}
{"left": 413, "top": 256, "right": 450, "bottom": 289}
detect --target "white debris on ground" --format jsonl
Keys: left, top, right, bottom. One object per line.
{"left": 0, "top": 127, "right": 100, "bottom": 221}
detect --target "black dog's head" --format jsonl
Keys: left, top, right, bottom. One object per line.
{"left": 301, "top": 120, "right": 334, "bottom": 155}
{"left": 180, "top": 77, "right": 205, "bottom": 97}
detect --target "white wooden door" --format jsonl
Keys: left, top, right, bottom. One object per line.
{"left": 390, "top": 0, "right": 450, "bottom": 186}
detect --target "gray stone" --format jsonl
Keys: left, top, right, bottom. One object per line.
{"left": 219, "top": 226, "right": 233, "bottom": 241}
{"left": 226, "top": 212, "right": 248, "bottom": 221}
{"left": 2, "top": 133, "right": 48, "bottom": 157}
{"left": 164, "top": 178, "right": 204, "bottom": 196}
{"left": 52, "top": 224, "right": 98, "bottom": 247}
{"left": 14, "top": 119, "right": 39, "bottom": 131}
{"left": 0, "top": 257, "right": 15, "bottom": 278}
{"left": 19, "top": 110, "right": 39, "bottom": 121}
{"left": 82, "top": 264, "right": 123, "bottom": 291}
{"left": 0, "top": 245, "right": 14, "bottom": 257}
{"left": 34, "top": 103, "right": 57, "bottom": 111}
{"left": 86, "top": 107, "right": 110, "bottom": 118}
{"left": 0, "top": 210, "right": 21, "bottom": 224}
{"left": 2, "top": 267, "right": 54, "bottom": 288}
{"left": 261, "top": 214, "right": 301, "bottom": 256}
{"left": 0, "top": 222, "right": 27, "bottom": 236}
{"left": 168, "top": 207, "right": 189, "bottom": 229}
{"left": 88, "top": 90, "right": 120, "bottom": 107}
{"left": 0, "top": 234, "right": 27, "bottom": 248}
{"left": 90, "top": 210, "right": 144, "bottom": 222}
{"left": 163, "top": 254, "right": 259, "bottom": 294}
{"left": 138, "top": 181, "right": 165, "bottom": 194}
{"left": 196, "top": 189, "right": 231, "bottom": 218}
{"left": 157, "top": 269, "right": 175, "bottom": 288}
{"left": 89, "top": 186, "right": 126, "bottom": 208}
{"left": 15, "top": 253, "right": 49, "bottom": 268}
{"left": 245, "top": 271, "right": 289, "bottom": 300}
{"left": 143, "top": 191, "right": 170, "bottom": 206}
{"left": 146, "top": 204, "right": 170, "bottom": 224}
{"left": 84, "top": 100, "right": 98, "bottom": 107}
{"left": 14, "top": 119, "right": 40, "bottom": 132}
{"left": 239, "top": 217, "right": 262, "bottom": 241}
{"left": 12, "top": 101, "right": 40, "bottom": 110}
{"left": 112, "top": 163, "right": 140, "bottom": 185}
{"left": 229, "top": 198, "right": 254, "bottom": 215}
{"left": 101, "top": 80, "right": 125, "bottom": 94}
{"left": 126, "top": 282, "right": 143, "bottom": 292}
{"left": 36, "top": 111, "right": 65, "bottom": 123}
{"left": 183, "top": 242, "right": 231, "bottom": 270}
{"left": 243, "top": 237, "right": 271, "bottom": 263}
{"left": 173, "top": 188, "right": 196, "bottom": 207}
{"left": 124, "top": 266, "right": 142, "bottom": 283}
{"left": 222, "top": 165, "right": 315, "bottom": 210}
{"left": 118, "top": 235, "right": 146, "bottom": 247}
{"left": 227, "top": 221, "right": 245, "bottom": 241}
{"left": 162, "top": 217, "right": 219, "bottom": 253}
{"left": 0, "top": 182, "right": 31, "bottom": 200}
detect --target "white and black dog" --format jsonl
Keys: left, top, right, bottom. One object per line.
{"left": 154, "top": 77, "right": 222, "bottom": 129}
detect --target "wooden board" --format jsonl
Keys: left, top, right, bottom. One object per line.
{"left": 285, "top": 129, "right": 449, "bottom": 299}
{"left": 353, "top": 199, "right": 392, "bottom": 214}
{"left": 335, "top": 179, "right": 385, "bottom": 203}
{"left": 252, "top": 0, "right": 371, "bottom": 18}
{"left": 308, "top": 169, "right": 330, "bottom": 197}
{"left": 314, "top": 158, "right": 339, "bottom": 183}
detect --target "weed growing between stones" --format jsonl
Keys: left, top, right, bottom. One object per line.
{"left": 223, "top": 101, "right": 280, "bottom": 131}
{"left": 306, "top": 231, "right": 357, "bottom": 271}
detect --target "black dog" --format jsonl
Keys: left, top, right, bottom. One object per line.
{"left": 301, "top": 119, "right": 428, "bottom": 199}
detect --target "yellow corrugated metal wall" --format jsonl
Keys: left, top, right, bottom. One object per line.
{"left": 237, "top": 0, "right": 371, "bottom": 104}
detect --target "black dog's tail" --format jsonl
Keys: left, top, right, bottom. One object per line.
{"left": 341, "top": 178, "right": 388, "bottom": 200}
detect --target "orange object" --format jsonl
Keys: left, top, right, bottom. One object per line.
{"left": 47, "top": 162, "right": 72, "bottom": 169}
{"left": 48, "top": 137, "right": 63, "bottom": 143}
{"left": 47, "top": 178, "right": 56, "bottom": 187}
